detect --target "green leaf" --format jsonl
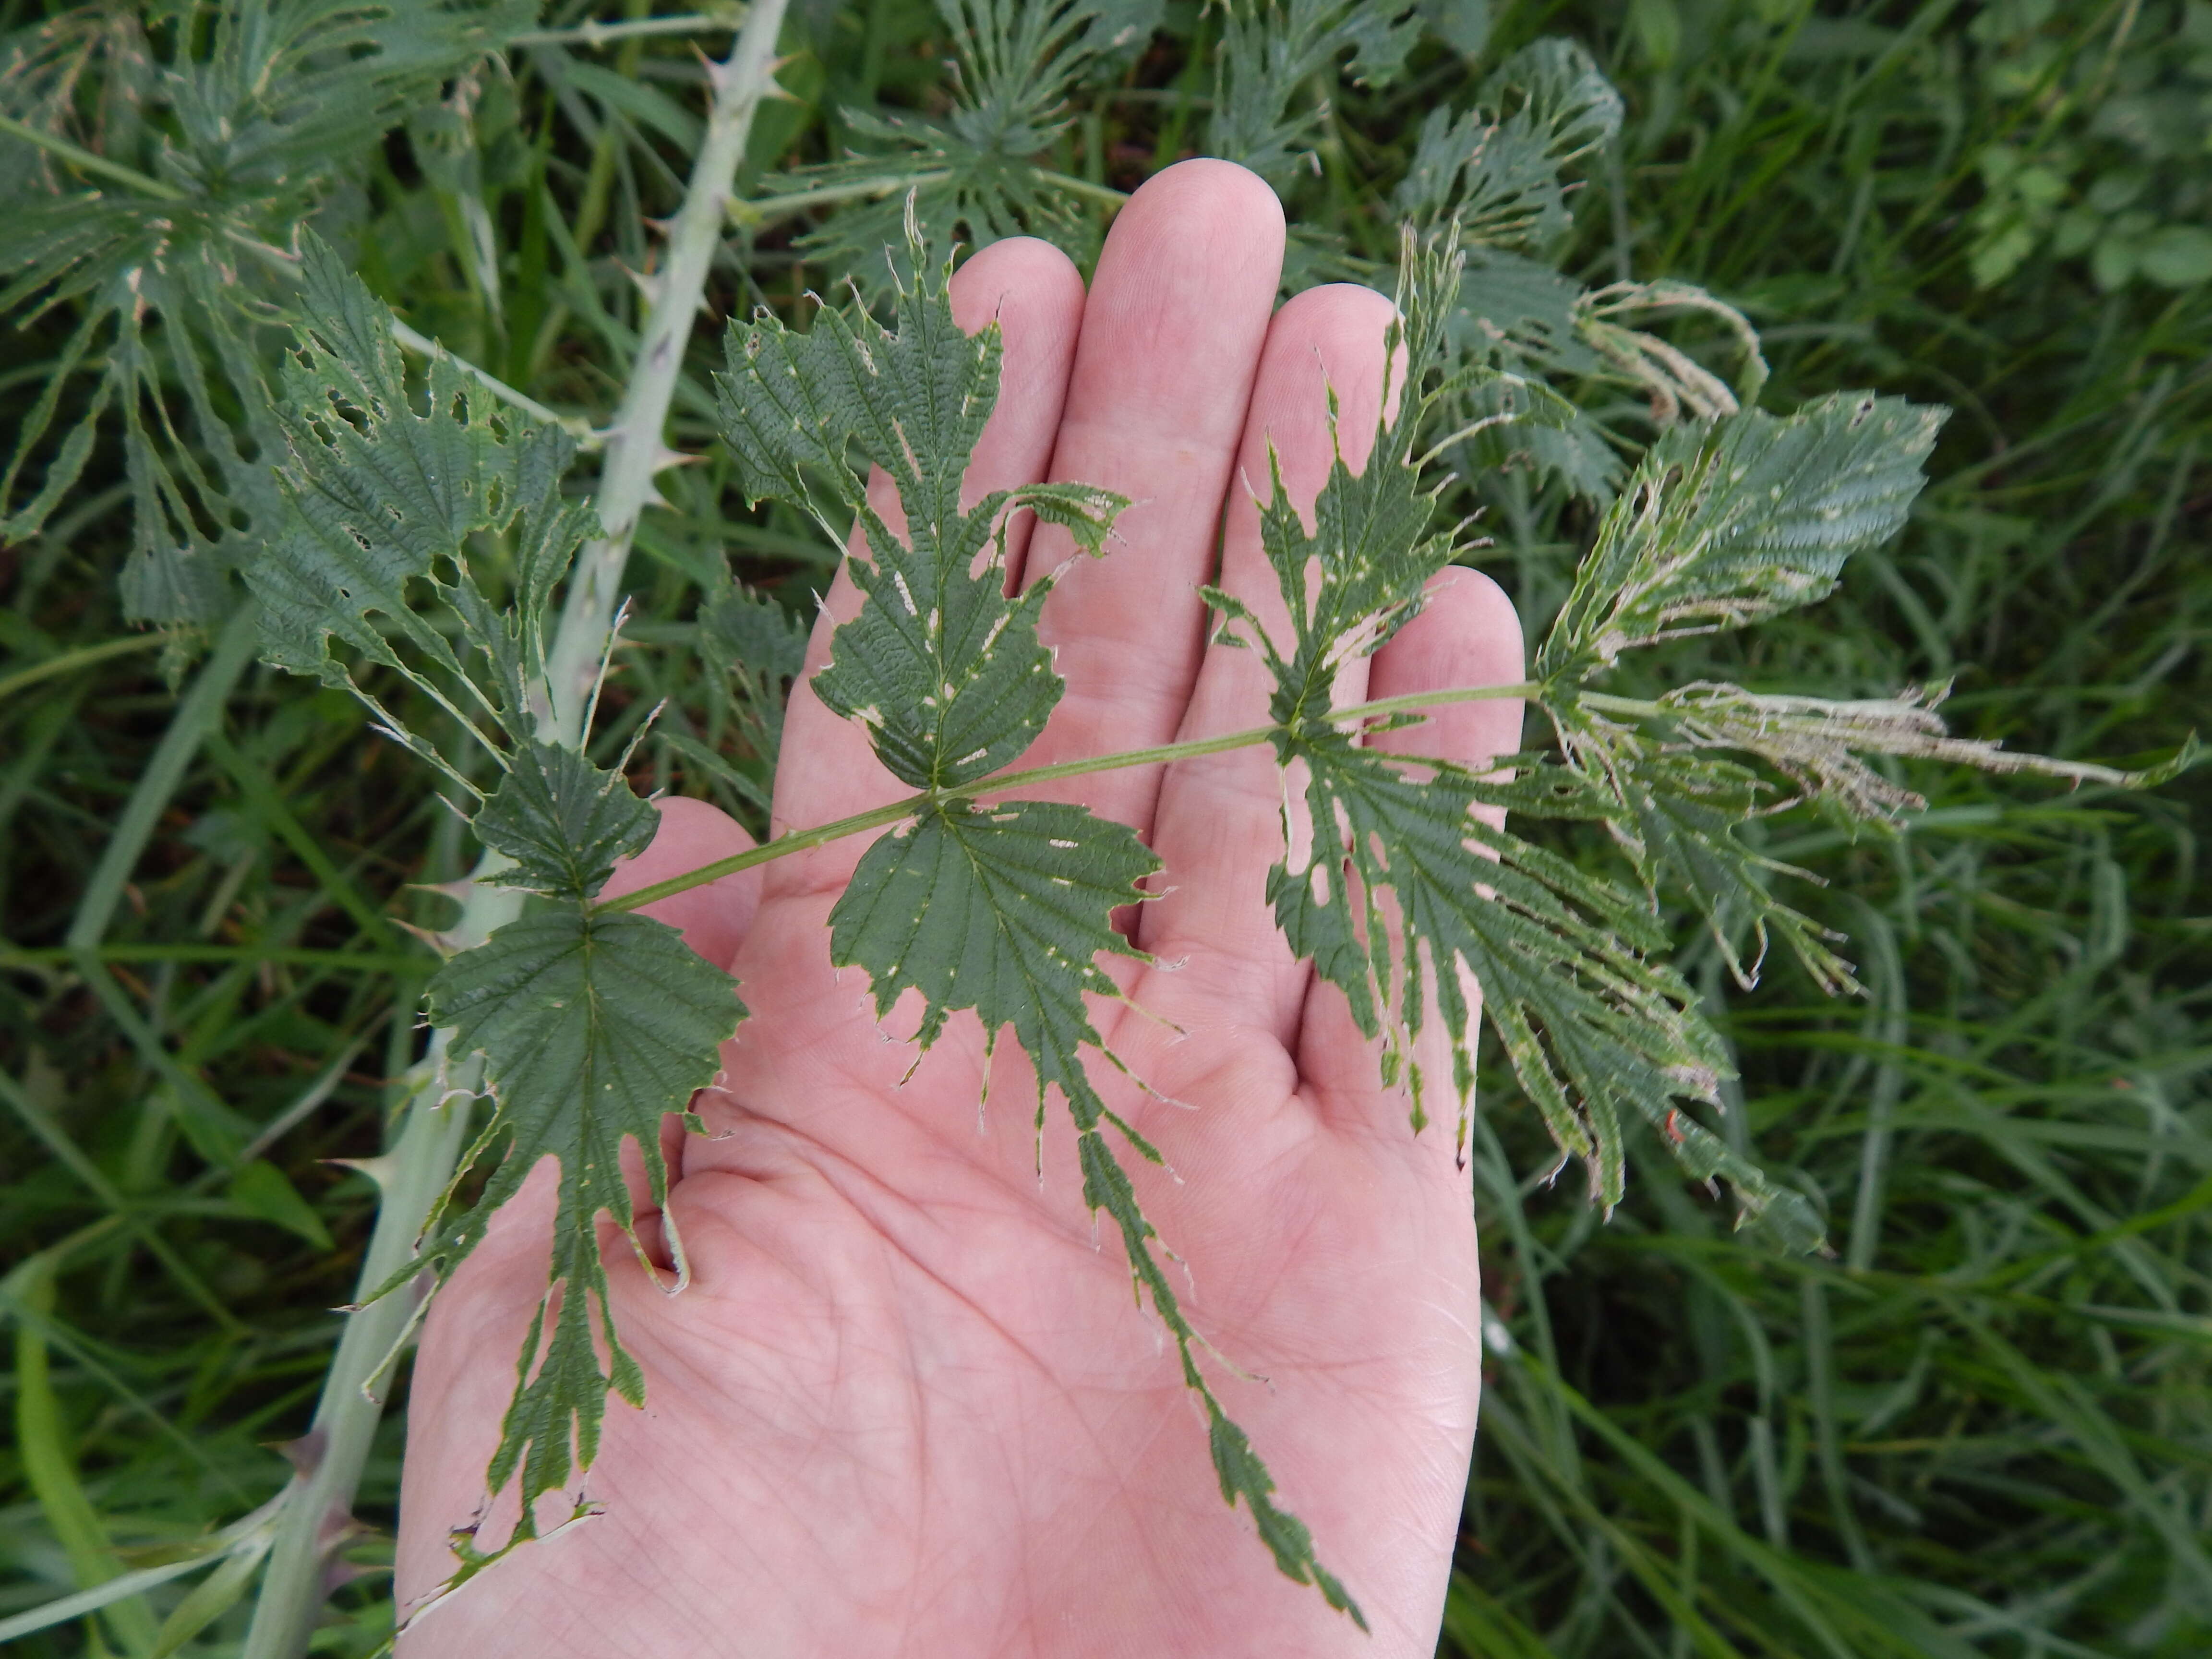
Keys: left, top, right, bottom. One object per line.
{"left": 424, "top": 907, "right": 744, "bottom": 1524}
{"left": 246, "top": 234, "right": 592, "bottom": 801}
{"left": 2139, "top": 224, "right": 2212, "bottom": 288}
{"left": 1394, "top": 39, "right": 1622, "bottom": 250}
{"left": 829, "top": 796, "right": 1368, "bottom": 1623}
{"left": 1213, "top": 0, "right": 1422, "bottom": 184}
{"left": 1228, "top": 240, "right": 1822, "bottom": 1244}
{"left": 0, "top": 0, "right": 535, "bottom": 624}
{"left": 831, "top": 798, "right": 1156, "bottom": 1067}
{"left": 720, "top": 227, "right": 1124, "bottom": 790}
{"left": 1538, "top": 392, "right": 1948, "bottom": 681}
{"left": 761, "top": 0, "right": 1159, "bottom": 281}
{"left": 1553, "top": 717, "right": 1855, "bottom": 995}
{"left": 251, "top": 235, "right": 584, "bottom": 705}
{"left": 727, "top": 237, "right": 1358, "bottom": 1618}
{"left": 473, "top": 745, "right": 661, "bottom": 901}
{"left": 699, "top": 577, "right": 810, "bottom": 763}
{"left": 700, "top": 581, "right": 808, "bottom": 692}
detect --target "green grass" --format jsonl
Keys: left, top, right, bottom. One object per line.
{"left": 4, "top": 1, "right": 2209, "bottom": 1655}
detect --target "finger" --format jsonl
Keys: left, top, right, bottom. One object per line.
{"left": 763, "top": 236, "right": 1088, "bottom": 898}
{"left": 1004, "top": 158, "right": 1286, "bottom": 839}
{"left": 1296, "top": 569, "right": 1526, "bottom": 1146}
{"left": 1132, "top": 283, "right": 1398, "bottom": 1043}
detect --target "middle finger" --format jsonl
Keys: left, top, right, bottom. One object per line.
{"left": 1004, "top": 159, "right": 1286, "bottom": 841}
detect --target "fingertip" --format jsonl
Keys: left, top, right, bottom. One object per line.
{"left": 603, "top": 795, "right": 762, "bottom": 971}
{"left": 950, "top": 236, "right": 1086, "bottom": 338}
{"left": 1242, "top": 283, "right": 1400, "bottom": 509}
{"left": 1136, "top": 157, "right": 1287, "bottom": 246}
{"left": 1395, "top": 567, "right": 1526, "bottom": 689}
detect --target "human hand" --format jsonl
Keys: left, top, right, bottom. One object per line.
{"left": 396, "top": 158, "right": 1524, "bottom": 1658}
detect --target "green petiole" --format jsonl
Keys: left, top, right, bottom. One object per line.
{"left": 595, "top": 678, "right": 1539, "bottom": 915}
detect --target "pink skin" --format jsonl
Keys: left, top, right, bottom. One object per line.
{"left": 397, "top": 159, "right": 1525, "bottom": 1659}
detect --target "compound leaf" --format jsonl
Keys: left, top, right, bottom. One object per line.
{"left": 424, "top": 907, "right": 744, "bottom": 1523}
{"left": 727, "top": 238, "right": 1359, "bottom": 1619}
{"left": 1224, "top": 234, "right": 1823, "bottom": 1244}
{"left": 1395, "top": 39, "right": 1621, "bottom": 251}
{"left": 761, "top": 0, "right": 1161, "bottom": 282}
{"left": 1213, "top": 0, "right": 1421, "bottom": 185}
{"left": 1539, "top": 392, "right": 1948, "bottom": 679}
{"left": 252, "top": 236, "right": 583, "bottom": 705}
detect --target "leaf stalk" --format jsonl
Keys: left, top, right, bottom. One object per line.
{"left": 596, "top": 678, "right": 1539, "bottom": 914}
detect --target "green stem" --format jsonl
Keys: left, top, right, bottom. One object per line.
{"left": 242, "top": 8, "right": 798, "bottom": 1651}
{"left": 598, "top": 679, "right": 1539, "bottom": 915}
{"left": 544, "top": 0, "right": 797, "bottom": 742}
{"left": 1034, "top": 167, "right": 1129, "bottom": 209}
{"left": 237, "top": 1046, "right": 480, "bottom": 1659}
{"left": 1, "top": 944, "right": 422, "bottom": 972}
{"left": 729, "top": 170, "right": 954, "bottom": 227}
{"left": 728, "top": 166, "right": 1125, "bottom": 231}
{"left": 0, "top": 111, "right": 185, "bottom": 201}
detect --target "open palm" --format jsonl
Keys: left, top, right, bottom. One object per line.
{"left": 396, "top": 159, "right": 1524, "bottom": 1658}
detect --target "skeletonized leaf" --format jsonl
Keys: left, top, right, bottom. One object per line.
{"left": 1274, "top": 735, "right": 1831, "bottom": 1250}
{"left": 1225, "top": 233, "right": 1822, "bottom": 1244}
{"left": 1553, "top": 713, "right": 1854, "bottom": 995}
{"left": 424, "top": 907, "right": 743, "bottom": 1523}
{"left": 1659, "top": 680, "right": 2197, "bottom": 817}
{"left": 1538, "top": 393, "right": 1947, "bottom": 678}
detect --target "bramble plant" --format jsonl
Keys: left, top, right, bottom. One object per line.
{"left": 3, "top": 1, "right": 2203, "bottom": 1653}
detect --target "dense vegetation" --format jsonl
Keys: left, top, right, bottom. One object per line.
{"left": 3, "top": 0, "right": 2207, "bottom": 1654}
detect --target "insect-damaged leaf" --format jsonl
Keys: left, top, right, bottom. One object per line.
{"left": 724, "top": 236, "right": 1363, "bottom": 1619}
{"left": 830, "top": 798, "right": 1156, "bottom": 1069}
{"left": 1223, "top": 235, "right": 1824, "bottom": 1246}
{"left": 247, "top": 234, "right": 593, "bottom": 785}
{"left": 718, "top": 219, "right": 1123, "bottom": 790}
{"left": 1395, "top": 39, "right": 1622, "bottom": 251}
{"left": 423, "top": 907, "right": 743, "bottom": 1523}
{"left": 473, "top": 745, "right": 661, "bottom": 900}
{"left": 1539, "top": 392, "right": 1947, "bottom": 678}
{"left": 252, "top": 235, "right": 585, "bottom": 691}
{"left": 828, "top": 796, "right": 1367, "bottom": 1623}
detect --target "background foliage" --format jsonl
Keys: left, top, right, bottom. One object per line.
{"left": 2, "top": 0, "right": 2207, "bottom": 1654}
